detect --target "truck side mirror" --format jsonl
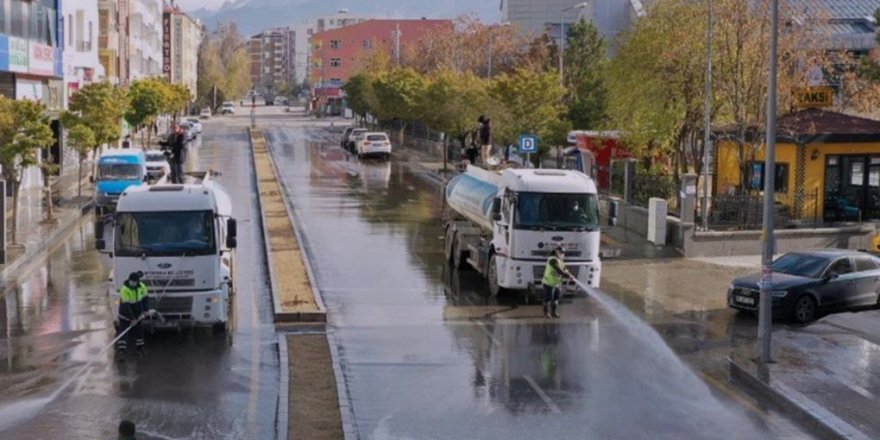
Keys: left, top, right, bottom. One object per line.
{"left": 226, "top": 218, "right": 238, "bottom": 249}
{"left": 491, "top": 198, "right": 502, "bottom": 221}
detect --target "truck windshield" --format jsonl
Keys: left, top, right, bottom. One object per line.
{"left": 515, "top": 192, "right": 599, "bottom": 231}
{"left": 99, "top": 164, "right": 140, "bottom": 180}
{"left": 115, "top": 211, "right": 216, "bottom": 256}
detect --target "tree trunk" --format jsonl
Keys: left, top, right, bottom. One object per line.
{"left": 11, "top": 180, "right": 19, "bottom": 246}
{"left": 77, "top": 156, "right": 83, "bottom": 199}
{"left": 399, "top": 123, "right": 407, "bottom": 147}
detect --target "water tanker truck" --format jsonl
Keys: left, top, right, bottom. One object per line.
{"left": 444, "top": 165, "right": 601, "bottom": 296}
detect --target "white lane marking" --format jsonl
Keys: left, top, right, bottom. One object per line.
{"left": 474, "top": 321, "right": 501, "bottom": 346}
{"left": 523, "top": 374, "right": 562, "bottom": 414}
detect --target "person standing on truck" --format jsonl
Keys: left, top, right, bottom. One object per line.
{"left": 542, "top": 245, "right": 572, "bottom": 319}
{"left": 117, "top": 272, "right": 152, "bottom": 357}
{"left": 160, "top": 125, "right": 186, "bottom": 183}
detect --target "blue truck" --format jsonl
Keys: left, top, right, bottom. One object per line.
{"left": 94, "top": 149, "right": 147, "bottom": 214}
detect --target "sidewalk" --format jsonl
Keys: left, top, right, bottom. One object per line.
{"left": 730, "top": 311, "right": 880, "bottom": 440}
{"left": 0, "top": 169, "right": 93, "bottom": 284}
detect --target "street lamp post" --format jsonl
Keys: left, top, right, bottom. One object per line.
{"left": 757, "top": 0, "right": 780, "bottom": 366}
{"left": 487, "top": 22, "right": 510, "bottom": 78}
{"left": 559, "top": 2, "right": 589, "bottom": 85}
{"left": 701, "top": 0, "right": 713, "bottom": 231}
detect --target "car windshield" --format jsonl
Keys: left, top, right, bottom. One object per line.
{"left": 770, "top": 253, "right": 830, "bottom": 278}
{"left": 145, "top": 153, "right": 165, "bottom": 162}
{"left": 115, "top": 211, "right": 216, "bottom": 256}
{"left": 99, "top": 163, "right": 140, "bottom": 180}
{"left": 515, "top": 192, "right": 599, "bottom": 231}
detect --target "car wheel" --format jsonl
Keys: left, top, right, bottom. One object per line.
{"left": 792, "top": 295, "right": 817, "bottom": 324}
{"left": 488, "top": 254, "right": 506, "bottom": 297}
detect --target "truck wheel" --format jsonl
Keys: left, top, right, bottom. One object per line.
{"left": 212, "top": 322, "right": 227, "bottom": 334}
{"left": 488, "top": 254, "right": 506, "bottom": 297}
{"left": 452, "top": 235, "right": 466, "bottom": 269}
{"left": 444, "top": 228, "right": 455, "bottom": 263}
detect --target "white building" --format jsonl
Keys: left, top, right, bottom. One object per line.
{"left": 163, "top": 5, "right": 202, "bottom": 99}
{"left": 62, "top": 0, "right": 106, "bottom": 107}
{"left": 129, "top": 0, "right": 162, "bottom": 80}
{"left": 291, "top": 9, "right": 371, "bottom": 88}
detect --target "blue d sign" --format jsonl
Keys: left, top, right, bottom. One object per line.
{"left": 520, "top": 135, "right": 537, "bottom": 153}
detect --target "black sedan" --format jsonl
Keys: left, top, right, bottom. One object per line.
{"left": 728, "top": 250, "right": 880, "bottom": 323}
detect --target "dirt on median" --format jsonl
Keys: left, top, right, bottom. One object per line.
{"left": 287, "top": 334, "right": 344, "bottom": 440}
{"left": 250, "top": 128, "right": 320, "bottom": 315}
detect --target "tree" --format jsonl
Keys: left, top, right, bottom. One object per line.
{"left": 489, "top": 69, "right": 569, "bottom": 166}
{"left": 197, "top": 23, "right": 251, "bottom": 110}
{"left": 64, "top": 82, "right": 128, "bottom": 176}
{"left": 372, "top": 67, "right": 429, "bottom": 143}
{"left": 66, "top": 124, "right": 96, "bottom": 199}
{"left": 0, "top": 97, "right": 54, "bottom": 244}
{"left": 343, "top": 73, "right": 377, "bottom": 123}
{"left": 421, "top": 70, "right": 492, "bottom": 167}
{"left": 562, "top": 19, "right": 608, "bottom": 130}
{"left": 126, "top": 78, "right": 165, "bottom": 148}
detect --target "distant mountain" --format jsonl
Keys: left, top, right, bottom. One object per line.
{"left": 190, "top": 0, "right": 501, "bottom": 36}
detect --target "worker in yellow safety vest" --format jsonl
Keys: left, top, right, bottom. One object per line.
{"left": 542, "top": 245, "right": 573, "bottom": 319}
{"left": 116, "top": 271, "right": 154, "bottom": 357}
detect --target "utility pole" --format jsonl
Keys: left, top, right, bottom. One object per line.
{"left": 701, "top": 0, "right": 713, "bottom": 231}
{"left": 212, "top": 85, "right": 217, "bottom": 110}
{"left": 757, "top": 0, "right": 779, "bottom": 367}
{"left": 393, "top": 23, "right": 401, "bottom": 65}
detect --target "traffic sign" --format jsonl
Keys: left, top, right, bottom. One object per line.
{"left": 519, "top": 134, "right": 537, "bottom": 153}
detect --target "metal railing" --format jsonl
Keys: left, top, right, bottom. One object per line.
{"left": 633, "top": 173, "right": 679, "bottom": 215}
{"left": 709, "top": 190, "right": 820, "bottom": 230}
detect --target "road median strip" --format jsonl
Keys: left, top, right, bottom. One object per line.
{"left": 249, "top": 127, "right": 325, "bottom": 323}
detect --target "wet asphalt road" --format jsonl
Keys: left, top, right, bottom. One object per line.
{"left": 0, "top": 116, "right": 279, "bottom": 439}
{"left": 262, "top": 109, "right": 818, "bottom": 440}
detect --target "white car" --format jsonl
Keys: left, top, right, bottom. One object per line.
{"left": 356, "top": 132, "right": 392, "bottom": 160}
{"left": 220, "top": 101, "right": 235, "bottom": 115}
{"left": 186, "top": 118, "right": 203, "bottom": 135}
{"left": 144, "top": 149, "right": 170, "bottom": 179}
{"left": 199, "top": 108, "right": 212, "bottom": 119}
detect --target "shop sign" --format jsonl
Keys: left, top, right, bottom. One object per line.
{"left": 29, "top": 42, "right": 54, "bottom": 76}
{"left": 163, "top": 13, "right": 172, "bottom": 79}
{"left": 8, "top": 37, "right": 28, "bottom": 73}
{"left": 794, "top": 86, "right": 833, "bottom": 108}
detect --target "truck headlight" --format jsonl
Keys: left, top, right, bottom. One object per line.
{"left": 772, "top": 290, "right": 788, "bottom": 298}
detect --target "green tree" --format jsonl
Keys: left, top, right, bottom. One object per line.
{"left": 373, "top": 67, "right": 429, "bottom": 143}
{"left": 66, "top": 124, "right": 96, "bottom": 199}
{"left": 197, "top": 23, "right": 251, "bottom": 110}
{"left": 343, "top": 73, "right": 378, "bottom": 123}
{"left": 63, "top": 82, "right": 128, "bottom": 176}
{"left": 421, "top": 70, "right": 491, "bottom": 167}
{"left": 126, "top": 78, "right": 165, "bottom": 148}
{"left": 562, "top": 19, "right": 608, "bottom": 130}
{"left": 0, "top": 97, "right": 55, "bottom": 244}
{"left": 489, "top": 69, "right": 569, "bottom": 166}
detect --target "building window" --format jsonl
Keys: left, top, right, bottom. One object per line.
{"left": 68, "top": 14, "right": 73, "bottom": 47}
{"left": 330, "top": 39, "right": 341, "bottom": 49}
{"left": 330, "top": 58, "right": 341, "bottom": 67}
{"left": 363, "top": 39, "right": 373, "bottom": 49}
{"left": 748, "top": 162, "right": 789, "bottom": 194}
{"left": 331, "top": 78, "right": 342, "bottom": 84}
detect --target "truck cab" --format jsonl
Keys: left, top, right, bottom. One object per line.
{"left": 95, "top": 149, "right": 147, "bottom": 213}
{"left": 96, "top": 173, "right": 237, "bottom": 331}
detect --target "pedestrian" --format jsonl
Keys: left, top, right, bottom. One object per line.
{"left": 542, "top": 245, "right": 572, "bottom": 319}
{"left": 466, "top": 138, "right": 478, "bottom": 165}
{"left": 116, "top": 272, "right": 153, "bottom": 358}
{"left": 118, "top": 420, "right": 137, "bottom": 440}
{"left": 478, "top": 116, "right": 493, "bottom": 167}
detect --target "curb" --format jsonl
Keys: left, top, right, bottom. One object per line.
{"left": 728, "top": 355, "right": 871, "bottom": 440}
{"left": 277, "top": 333, "right": 290, "bottom": 440}
{"left": 325, "top": 327, "right": 359, "bottom": 440}
{"left": 247, "top": 127, "right": 326, "bottom": 324}
{"left": 0, "top": 200, "right": 94, "bottom": 286}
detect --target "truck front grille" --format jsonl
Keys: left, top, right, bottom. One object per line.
{"left": 149, "top": 296, "right": 193, "bottom": 314}
{"left": 533, "top": 265, "right": 580, "bottom": 281}
{"left": 143, "top": 279, "right": 196, "bottom": 287}
{"left": 531, "top": 250, "right": 583, "bottom": 257}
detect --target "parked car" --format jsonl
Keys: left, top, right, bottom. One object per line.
{"left": 220, "top": 101, "right": 236, "bottom": 115}
{"left": 341, "top": 127, "right": 358, "bottom": 148}
{"left": 356, "top": 132, "right": 392, "bottom": 160}
{"left": 728, "top": 250, "right": 880, "bottom": 323}
{"left": 345, "top": 128, "right": 368, "bottom": 152}
{"left": 144, "top": 149, "right": 170, "bottom": 179}
{"left": 186, "top": 118, "right": 203, "bottom": 135}
{"left": 199, "top": 108, "right": 212, "bottom": 119}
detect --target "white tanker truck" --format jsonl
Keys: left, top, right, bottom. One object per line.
{"left": 444, "top": 165, "right": 602, "bottom": 296}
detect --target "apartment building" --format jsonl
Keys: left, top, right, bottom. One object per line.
{"left": 163, "top": 4, "right": 201, "bottom": 98}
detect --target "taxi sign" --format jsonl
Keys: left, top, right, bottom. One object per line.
{"left": 794, "top": 86, "right": 833, "bottom": 108}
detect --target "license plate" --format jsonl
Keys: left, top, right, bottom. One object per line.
{"left": 735, "top": 295, "right": 755, "bottom": 306}
{"left": 372, "top": 143, "right": 384, "bottom": 147}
